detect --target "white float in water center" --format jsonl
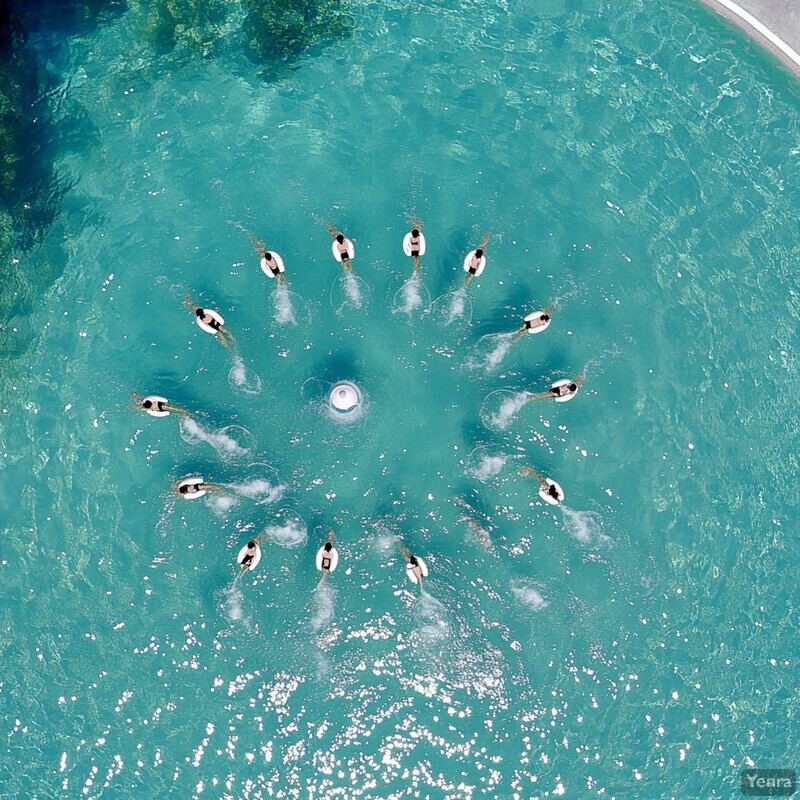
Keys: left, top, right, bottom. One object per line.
{"left": 196, "top": 308, "right": 225, "bottom": 335}
{"left": 260, "top": 252, "right": 285, "bottom": 277}
{"left": 525, "top": 310, "right": 551, "bottom": 334}
{"left": 406, "top": 557, "right": 429, "bottom": 584}
{"left": 332, "top": 238, "right": 355, "bottom": 262}
{"left": 237, "top": 541, "right": 262, "bottom": 571}
{"left": 329, "top": 381, "right": 362, "bottom": 416}
{"left": 177, "top": 476, "right": 206, "bottom": 498}
{"left": 463, "top": 250, "right": 486, "bottom": 277}
{"left": 539, "top": 478, "right": 564, "bottom": 505}
{"left": 316, "top": 546, "right": 339, "bottom": 572}
{"left": 403, "top": 230, "right": 426, "bottom": 257}
{"left": 143, "top": 395, "right": 169, "bottom": 417}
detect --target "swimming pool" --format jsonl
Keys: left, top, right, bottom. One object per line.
{"left": 2, "top": 1, "right": 799, "bottom": 797}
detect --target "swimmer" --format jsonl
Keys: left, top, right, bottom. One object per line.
{"left": 320, "top": 541, "right": 334, "bottom": 569}
{"left": 464, "top": 232, "right": 491, "bottom": 286}
{"left": 173, "top": 477, "right": 224, "bottom": 497}
{"left": 512, "top": 305, "right": 555, "bottom": 343}
{"left": 317, "top": 530, "right": 338, "bottom": 581}
{"left": 249, "top": 234, "right": 286, "bottom": 281}
{"left": 399, "top": 543, "right": 426, "bottom": 593}
{"left": 238, "top": 534, "right": 263, "bottom": 577}
{"left": 406, "top": 220, "right": 424, "bottom": 273}
{"left": 261, "top": 251, "right": 285, "bottom": 280}
{"left": 527, "top": 370, "right": 585, "bottom": 403}
{"left": 328, "top": 224, "right": 353, "bottom": 272}
{"left": 131, "top": 394, "right": 189, "bottom": 417}
{"left": 519, "top": 465, "right": 565, "bottom": 505}
{"left": 184, "top": 295, "right": 236, "bottom": 350}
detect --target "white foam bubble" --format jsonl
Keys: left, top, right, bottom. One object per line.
{"left": 561, "top": 507, "right": 610, "bottom": 545}
{"left": 264, "top": 519, "right": 308, "bottom": 548}
{"left": 511, "top": 580, "right": 549, "bottom": 611}
{"left": 489, "top": 392, "right": 530, "bottom": 429}
{"left": 274, "top": 282, "right": 297, "bottom": 325}
{"left": 447, "top": 287, "right": 466, "bottom": 323}
{"left": 344, "top": 273, "right": 362, "bottom": 308}
{"left": 228, "top": 356, "right": 263, "bottom": 395}
{"left": 373, "top": 532, "right": 397, "bottom": 552}
{"left": 180, "top": 418, "right": 252, "bottom": 461}
{"left": 229, "top": 478, "right": 285, "bottom": 504}
{"left": 484, "top": 333, "right": 514, "bottom": 371}
{"left": 413, "top": 592, "right": 451, "bottom": 644}
{"left": 223, "top": 584, "right": 246, "bottom": 622}
{"left": 311, "top": 581, "right": 336, "bottom": 632}
{"left": 205, "top": 493, "right": 239, "bottom": 515}
{"left": 473, "top": 454, "right": 507, "bottom": 482}
{"left": 396, "top": 275, "right": 425, "bottom": 315}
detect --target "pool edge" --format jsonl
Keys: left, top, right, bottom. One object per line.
{"left": 697, "top": 0, "right": 800, "bottom": 77}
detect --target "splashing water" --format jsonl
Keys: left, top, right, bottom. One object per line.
{"left": 395, "top": 274, "right": 426, "bottom": 315}
{"left": 180, "top": 417, "right": 251, "bottom": 459}
{"left": 484, "top": 333, "right": 515, "bottom": 371}
{"left": 472, "top": 453, "right": 507, "bottom": 483}
{"left": 223, "top": 583, "right": 246, "bottom": 622}
{"left": 447, "top": 287, "right": 466, "bottom": 324}
{"left": 205, "top": 493, "right": 239, "bottom": 515}
{"left": 311, "top": 580, "right": 336, "bottom": 632}
{"left": 511, "top": 579, "right": 550, "bottom": 611}
{"left": 373, "top": 531, "right": 398, "bottom": 553}
{"left": 264, "top": 519, "right": 308, "bottom": 548}
{"left": 229, "top": 478, "right": 285, "bottom": 504}
{"left": 274, "top": 282, "right": 296, "bottom": 325}
{"left": 344, "top": 273, "right": 362, "bottom": 308}
{"left": 489, "top": 392, "right": 530, "bottom": 430}
{"left": 228, "top": 356, "right": 263, "bottom": 395}
{"left": 331, "top": 273, "right": 369, "bottom": 313}
{"left": 412, "top": 592, "right": 451, "bottom": 644}
{"left": 561, "top": 507, "right": 610, "bottom": 545}
{"left": 432, "top": 288, "right": 473, "bottom": 325}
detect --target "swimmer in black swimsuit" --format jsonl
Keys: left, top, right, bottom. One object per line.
{"left": 320, "top": 542, "right": 333, "bottom": 571}
{"left": 467, "top": 250, "right": 483, "bottom": 276}
{"left": 527, "top": 313, "right": 551, "bottom": 330}
{"left": 248, "top": 233, "right": 286, "bottom": 281}
{"left": 318, "top": 530, "right": 336, "bottom": 581}
{"left": 262, "top": 251, "right": 285, "bottom": 280}
{"left": 336, "top": 234, "right": 351, "bottom": 267}
{"left": 133, "top": 394, "right": 189, "bottom": 417}
{"left": 184, "top": 294, "right": 236, "bottom": 350}
{"left": 237, "top": 533, "right": 263, "bottom": 578}
{"left": 328, "top": 224, "right": 353, "bottom": 272}
{"left": 174, "top": 477, "right": 223, "bottom": 496}
{"left": 526, "top": 370, "right": 585, "bottom": 402}
{"left": 551, "top": 382, "right": 577, "bottom": 397}
{"left": 513, "top": 306, "right": 554, "bottom": 343}
{"left": 407, "top": 224, "right": 423, "bottom": 273}
{"left": 195, "top": 307, "right": 221, "bottom": 330}
{"left": 518, "top": 464, "right": 562, "bottom": 502}
{"left": 399, "top": 544, "right": 425, "bottom": 593}
{"left": 464, "top": 232, "right": 490, "bottom": 286}
{"left": 240, "top": 541, "right": 257, "bottom": 568}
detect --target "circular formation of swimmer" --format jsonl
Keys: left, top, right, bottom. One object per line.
{"left": 136, "top": 222, "right": 585, "bottom": 591}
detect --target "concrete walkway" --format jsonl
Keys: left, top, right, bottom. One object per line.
{"left": 699, "top": 0, "right": 800, "bottom": 76}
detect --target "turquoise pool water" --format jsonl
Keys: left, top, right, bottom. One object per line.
{"left": 2, "top": 1, "right": 800, "bottom": 797}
